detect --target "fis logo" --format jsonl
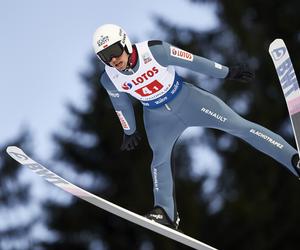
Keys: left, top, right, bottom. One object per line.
{"left": 122, "top": 82, "right": 133, "bottom": 90}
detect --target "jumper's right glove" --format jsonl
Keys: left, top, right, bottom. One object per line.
{"left": 120, "top": 131, "right": 141, "bottom": 151}
{"left": 226, "top": 64, "right": 255, "bottom": 83}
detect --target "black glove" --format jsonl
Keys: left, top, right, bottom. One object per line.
{"left": 226, "top": 64, "right": 255, "bottom": 83}
{"left": 120, "top": 131, "right": 141, "bottom": 151}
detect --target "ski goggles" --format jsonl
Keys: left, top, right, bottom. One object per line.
{"left": 97, "top": 41, "right": 124, "bottom": 63}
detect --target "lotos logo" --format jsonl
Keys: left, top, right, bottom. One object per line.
{"left": 171, "top": 48, "right": 178, "bottom": 55}
{"left": 97, "top": 35, "right": 109, "bottom": 48}
{"left": 122, "top": 82, "right": 132, "bottom": 90}
{"left": 170, "top": 46, "right": 193, "bottom": 61}
{"left": 131, "top": 66, "right": 159, "bottom": 85}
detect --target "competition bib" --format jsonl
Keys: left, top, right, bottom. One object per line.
{"left": 105, "top": 41, "right": 183, "bottom": 108}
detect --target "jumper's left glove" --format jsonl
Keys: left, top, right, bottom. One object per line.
{"left": 226, "top": 64, "right": 255, "bottom": 83}
{"left": 120, "top": 131, "right": 142, "bottom": 151}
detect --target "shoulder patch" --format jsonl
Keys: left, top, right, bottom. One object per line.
{"left": 148, "top": 40, "right": 163, "bottom": 47}
{"left": 170, "top": 46, "right": 193, "bottom": 62}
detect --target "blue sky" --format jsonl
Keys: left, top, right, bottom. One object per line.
{"left": 0, "top": 0, "right": 218, "bottom": 158}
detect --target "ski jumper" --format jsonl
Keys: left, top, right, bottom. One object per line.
{"left": 100, "top": 40, "right": 298, "bottom": 221}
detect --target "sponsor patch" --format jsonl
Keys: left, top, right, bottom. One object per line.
{"left": 250, "top": 129, "right": 284, "bottom": 149}
{"left": 142, "top": 52, "right": 152, "bottom": 64}
{"left": 130, "top": 67, "right": 159, "bottom": 86}
{"left": 201, "top": 107, "right": 227, "bottom": 122}
{"left": 107, "top": 90, "right": 120, "bottom": 98}
{"left": 116, "top": 111, "right": 130, "bottom": 130}
{"left": 122, "top": 82, "right": 133, "bottom": 90}
{"left": 153, "top": 168, "right": 159, "bottom": 191}
{"left": 170, "top": 46, "right": 193, "bottom": 61}
{"left": 97, "top": 35, "right": 109, "bottom": 48}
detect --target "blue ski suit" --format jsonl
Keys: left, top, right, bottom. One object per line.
{"left": 99, "top": 40, "right": 298, "bottom": 222}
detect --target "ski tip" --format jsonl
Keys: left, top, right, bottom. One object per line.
{"left": 269, "top": 38, "right": 285, "bottom": 50}
{"left": 272, "top": 38, "right": 283, "bottom": 43}
{"left": 6, "top": 146, "right": 22, "bottom": 154}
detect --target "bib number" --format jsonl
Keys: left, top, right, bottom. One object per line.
{"left": 135, "top": 80, "right": 163, "bottom": 97}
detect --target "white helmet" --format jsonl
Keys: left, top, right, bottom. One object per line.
{"left": 93, "top": 24, "right": 132, "bottom": 64}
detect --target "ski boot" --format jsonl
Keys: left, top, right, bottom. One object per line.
{"left": 144, "top": 206, "right": 180, "bottom": 230}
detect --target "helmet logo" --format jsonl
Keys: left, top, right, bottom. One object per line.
{"left": 97, "top": 35, "right": 109, "bottom": 47}
{"left": 120, "top": 34, "right": 126, "bottom": 46}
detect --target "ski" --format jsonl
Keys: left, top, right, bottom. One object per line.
{"left": 6, "top": 146, "right": 218, "bottom": 250}
{"left": 269, "top": 39, "right": 300, "bottom": 155}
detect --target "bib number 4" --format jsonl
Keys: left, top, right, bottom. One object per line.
{"left": 135, "top": 80, "right": 163, "bottom": 97}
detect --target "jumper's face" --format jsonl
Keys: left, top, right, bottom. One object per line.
{"left": 97, "top": 41, "right": 129, "bottom": 71}
{"left": 109, "top": 50, "right": 129, "bottom": 71}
